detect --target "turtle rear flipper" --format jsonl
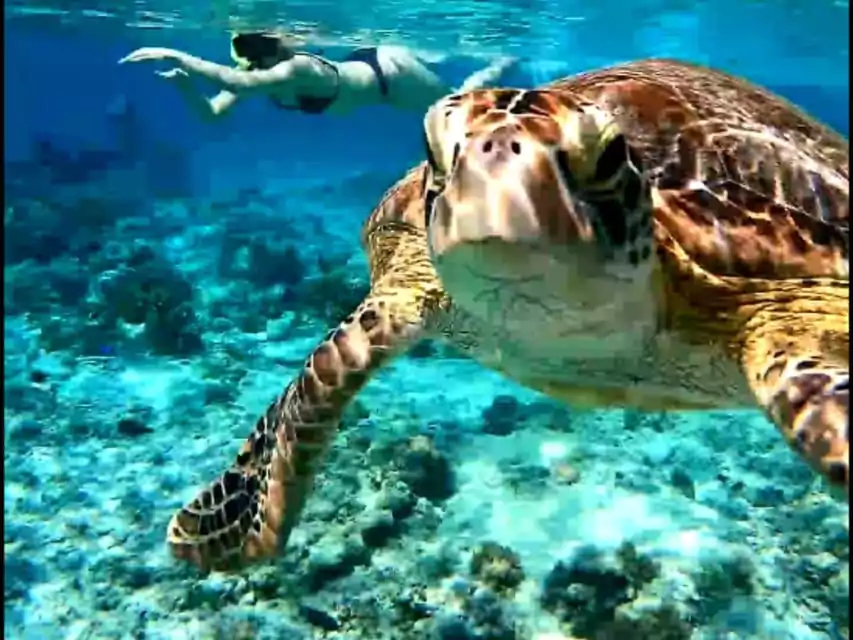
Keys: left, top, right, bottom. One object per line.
{"left": 167, "top": 291, "right": 429, "bottom": 572}
{"left": 739, "top": 286, "right": 849, "bottom": 498}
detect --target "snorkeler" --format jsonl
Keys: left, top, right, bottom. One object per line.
{"left": 119, "top": 32, "right": 515, "bottom": 119}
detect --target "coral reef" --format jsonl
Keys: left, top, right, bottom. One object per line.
{"left": 598, "top": 604, "right": 693, "bottom": 640}
{"left": 398, "top": 435, "right": 458, "bottom": 501}
{"left": 541, "top": 544, "right": 638, "bottom": 637}
{"left": 92, "top": 250, "right": 204, "bottom": 356}
{"left": 469, "top": 542, "right": 526, "bottom": 594}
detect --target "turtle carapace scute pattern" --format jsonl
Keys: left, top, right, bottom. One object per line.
{"left": 166, "top": 58, "right": 848, "bottom": 572}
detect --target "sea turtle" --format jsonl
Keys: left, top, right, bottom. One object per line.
{"left": 168, "top": 58, "right": 849, "bottom": 572}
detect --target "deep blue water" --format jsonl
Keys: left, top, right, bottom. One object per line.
{"left": 3, "top": 6, "right": 849, "bottom": 640}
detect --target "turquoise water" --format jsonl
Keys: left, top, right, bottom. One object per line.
{"left": 3, "top": 4, "right": 849, "bottom": 639}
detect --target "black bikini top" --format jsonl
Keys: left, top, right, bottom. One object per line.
{"left": 268, "top": 47, "right": 390, "bottom": 115}
{"left": 267, "top": 52, "right": 341, "bottom": 115}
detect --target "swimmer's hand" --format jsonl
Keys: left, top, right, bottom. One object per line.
{"left": 156, "top": 68, "right": 191, "bottom": 81}
{"left": 119, "top": 47, "right": 187, "bottom": 65}
{"left": 120, "top": 49, "right": 197, "bottom": 87}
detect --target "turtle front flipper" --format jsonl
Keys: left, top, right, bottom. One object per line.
{"left": 167, "top": 285, "right": 435, "bottom": 572}
{"left": 738, "top": 288, "right": 849, "bottom": 498}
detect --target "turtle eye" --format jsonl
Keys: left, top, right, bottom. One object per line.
{"left": 421, "top": 164, "right": 443, "bottom": 228}
{"left": 450, "top": 143, "right": 461, "bottom": 172}
{"left": 554, "top": 149, "right": 579, "bottom": 192}
{"left": 424, "top": 186, "right": 440, "bottom": 227}
{"left": 423, "top": 130, "right": 441, "bottom": 175}
{"left": 593, "top": 134, "right": 628, "bottom": 182}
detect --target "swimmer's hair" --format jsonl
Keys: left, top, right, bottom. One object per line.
{"left": 230, "top": 31, "right": 295, "bottom": 69}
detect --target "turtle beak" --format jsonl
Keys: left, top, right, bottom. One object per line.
{"left": 428, "top": 124, "right": 596, "bottom": 265}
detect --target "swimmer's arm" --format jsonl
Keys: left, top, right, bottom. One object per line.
{"left": 174, "top": 53, "right": 295, "bottom": 94}
{"left": 456, "top": 57, "right": 517, "bottom": 92}
{"left": 171, "top": 71, "right": 241, "bottom": 120}
{"left": 185, "top": 88, "right": 240, "bottom": 120}
{"left": 208, "top": 90, "right": 240, "bottom": 116}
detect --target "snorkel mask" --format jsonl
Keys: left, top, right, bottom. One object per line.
{"left": 230, "top": 31, "right": 294, "bottom": 69}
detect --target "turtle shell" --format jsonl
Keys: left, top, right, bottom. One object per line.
{"left": 546, "top": 59, "right": 849, "bottom": 280}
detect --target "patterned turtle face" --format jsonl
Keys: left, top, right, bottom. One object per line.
{"left": 422, "top": 88, "right": 655, "bottom": 330}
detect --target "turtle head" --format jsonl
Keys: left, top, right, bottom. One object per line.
{"left": 422, "top": 88, "right": 655, "bottom": 329}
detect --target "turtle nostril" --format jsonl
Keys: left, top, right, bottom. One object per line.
{"left": 482, "top": 141, "right": 493, "bottom": 153}
{"left": 510, "top": 141, "right": 521, "bottom": 155}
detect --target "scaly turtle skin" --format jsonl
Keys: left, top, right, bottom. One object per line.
{"left": 167, "top": 59, "right": 849, "bottom": 572}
